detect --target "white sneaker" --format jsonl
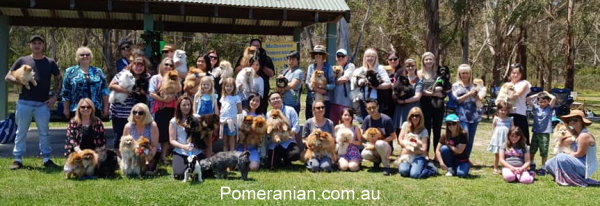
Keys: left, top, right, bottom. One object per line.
{"left": 445, "top": 171, "right": 453, "bottom": 177}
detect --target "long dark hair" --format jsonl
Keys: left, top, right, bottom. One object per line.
{"left": 505, "top": 127, "right": 527, "bottom": 150}
{"left": 439, "top": 122, "right": 468, "bottom": 145}
{"left": 174, "top": 96, "right": 193, "bottom": 126}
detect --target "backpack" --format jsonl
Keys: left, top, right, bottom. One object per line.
{"left": 0, "top": 113, "right": 17, "bottom": 144}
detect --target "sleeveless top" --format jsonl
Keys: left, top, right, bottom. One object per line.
{"left": 130, "top": 123, "right": 152, "bottom": 141}
{"left": 197, "top": 94, "right": 217, "bottom": 115}
{"left": 573, "top": 128, "right": 598, "bottom": 179}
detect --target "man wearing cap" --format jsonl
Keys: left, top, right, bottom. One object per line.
{"left": 277, "top": 51, "right": 304, "bottom": 114}
{"left": 330, "top": 48, "right": 355, "bottom": 124}
{"left": 5, "top": 35, "right": 62, "bottom": 170}
{"left": 116, "top": 39, "right": 132, "bottom": 73}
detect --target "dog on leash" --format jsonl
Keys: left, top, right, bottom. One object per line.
{"left": 110, "top": 70, "right": 136, "bottom": 104}
{"left": 199, "top": 151, "right": 251, "bottom": 180}
{"left": 119, "top": 135, "right": 141, "bottom": 178}
{"left": 183, "top": 154, "right": 203, "bottom": 183}
{"left": 552, "top": 123, "right": 576, "bottom": 154}
{"left": 11, "top": 64, "right": 37, "bottom": 94}
{"left": 335, "top": 127, "right": 354, "bottom": 156}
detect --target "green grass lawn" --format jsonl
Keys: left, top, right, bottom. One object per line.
{"left": 1, "top": 119, "right": 599, "bottom": 205}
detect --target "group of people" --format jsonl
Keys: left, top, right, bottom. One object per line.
{"left": 4, "top": 34, "right": 598, "bottom": 187}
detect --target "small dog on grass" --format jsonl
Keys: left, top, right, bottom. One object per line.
{"left": 136, "top": 136, "right": 153, "bottom": 174}
{"left": 95, "top": 148, "right": 119, "bottom": 178}
{"left": 183, "top": 154, "right": 203, "bottom": 183}
{"left": 199, "top": 151, "right": 251, "bottom": 181}
{"left": 119, "top": 135, "right": 141, "bottom": 178}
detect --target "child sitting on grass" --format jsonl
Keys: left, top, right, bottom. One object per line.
{"left": 499, "top": 127, "right": 533, "bottom": 184}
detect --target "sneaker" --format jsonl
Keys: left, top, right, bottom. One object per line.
{"left": 445, "top": 171, "right": 453, "bottom": 177}
{"left": 382, "top": 167, "right": 392, "bottom": 176}
{"left": 43, "top": 159, "right": 59, "bottom": 169}
{"left": 537, "top": 169, "right": 546, "bottom": 176}
{"left": 530, "top": 163, "right": 536, "bottom": 171}
{"left": 9, "top": 161, "right": 23, "bottom": 170}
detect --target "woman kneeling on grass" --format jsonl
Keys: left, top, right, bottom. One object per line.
{"left": 499, "top": 127, "right": 533, "bottom": 184}
{"left": 544, "top": 110, "right": 600, "bottom": 187}
{"left": 169, "top": 96, "right": 206, "bottom": 180}
{"left": 64, "top": 98, "right": 106, "bottom": 157}
{"left": 436, "top": 114, "right": 470, "bottom": 178}
{"left": 398, "top": 107, "right": 437, "bottom": 178}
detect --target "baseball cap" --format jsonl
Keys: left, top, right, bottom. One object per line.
{"left": 336, "top": 49, "right": 348, "bottom": 56}
{"left": 29, "top": 35, "right": 45, "bottom": 43}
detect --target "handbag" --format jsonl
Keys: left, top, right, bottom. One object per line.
{"left": 0, "top": 113, "right": 17, "bottom": 144}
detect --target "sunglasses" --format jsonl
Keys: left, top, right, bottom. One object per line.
{"left": 164, "top": 63, "right": 173, "bottom": 67}
{"left": 411, "top": 115, "right": 421, "bottom": 118}
{"left": 405, "top": 64, "right": 416, "bottom": 68}
{"left": 79, "top": 53, "right": 91, "bottom": 57}
{"left": 367, "top": 106, "right": 377, "bottom": 111}
{"left": 121, "top": 45, "right": 130, "bottom": 50}
{"left": 133, "top": 111, "right": 145, "bottom": 116}
{"left": 336, "top": 55, "right": 346, "bottom": 58}
{"left": 209, "top": 56, "right": 218, "bottom": 60}
{"left": 80, "top": 106, "right": 92, "bottom": 110}
{"left": 447, "top": 122, "right": 458, "bottom": 126}
{"left": 270, "top": 97, "right": 281, "bottom": 101}
{"left": 314, "top": 106, "right": 325, "bottom": 110}
{"left": 162, "top": 50, "right": 171, "bottom": 54}
{"left": 568, "top": 118, "right": 580, "bottom": 123}
{"left": 388, "top": 58, "right": 398, "bottom": 61}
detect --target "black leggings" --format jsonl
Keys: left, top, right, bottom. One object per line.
{"left": 511, "top": 113, "right": 530, "bottom": 145}
{"left": 421, "top": 97, "right": 444, "bottom": 154}
{"left": 154, "top": 108, "right": 175, "bottom": 143}
{"left": 111, "top": 117, "right": 128, "bottom": 148}
{"left": 266, "top": 142, "right": 302, "bottom": 169}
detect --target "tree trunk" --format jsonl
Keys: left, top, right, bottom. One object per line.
{"left": 516, "top": 25, "right": 527, "bottom": 77}
{"left": 103, "top": 29, "right": 114, "bottom": 79}
{"left": 564, "top": 0, "right": 575, "bottom": 90}
{"left": 461, "top": 13, "right": 469, "bottom": 64}
{"left": 424, "top": 0, "right": 440, "bottom": 58}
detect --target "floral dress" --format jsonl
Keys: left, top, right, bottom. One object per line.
{"left": 64, "top": 119, "right": 106, "bottom": 156}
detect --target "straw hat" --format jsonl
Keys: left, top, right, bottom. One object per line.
{"left": 560, "top": 110, "right": 592, "bottom": 126}
{"left": 310, "top": 45, "right": 328, "bottom": 58}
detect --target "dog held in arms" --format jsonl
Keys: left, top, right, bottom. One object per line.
{"left": 266, "top": 109, "right": 291, "bottom": 144}
{"left": 304, "top": 129, "right": 336, "bottom": 172}
{"left": 552, "top": 123, "right": 576, "bottom": 154}
{"left": 335, "top": 127, "right": 354, "bottom": 156}
{"left": 310, "top": 70, "right": 328, "bottom": 101}
{"left": 159, "top": 70, "right": 182, "bottom": 100}
{"left": 363, "top": 128, "right": 384, "bottom": 151}
{"left": 397, "top": 133, "right": 423, "bottom": 163}
{"left": 10, "top": 64, "right": 37, "bottom": 94}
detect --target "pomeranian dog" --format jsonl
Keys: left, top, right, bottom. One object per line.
{"left": 236, "top": 67, "right": 255, "bottom": 97}
{"left": 473, "top": 78, "right": 487, "bottom": 109}
{"left": 310, "top": 70, "right": 328, "bottom": 101}
{"left": 136, "top": 136, "right": 153, "bottom": 174}
{"left": 185, "top": 114, "right": 219, "bottom": 149}
{"left": 213, "top": 60, "right": 234, "bottom": 85}
{"left": 238, "top": 115, "right": 254, "bottom": 145}
{"left": 119, "top": 135, "right": 141, "bottom": 178}
{"left": 173, "top": 49, "right": 188, "bottom": 78}
{"left": 397, "top": 134, "right": 423, "bottom": 163}
{"left": 276, "top": 76, "right": 289, "bottom": 89}
{"left": 393, "top": 75, "right": 414, "bottom": 101}
{"left": 333, "top": 65, "right": 344, "bottom": 79}
{"left": 64, "top": 152, "right": 84, "bottom": 179}
{"left": 495, "top": 82, "right": 516, "bottom": 106}
{"left": 159, "top": 70, "right": 182, "bottom": 100}
{"left": 183, "top": 67, "right": 204, "bottom": 96}
{"left": 249, "top": 116, "right": 268, "bottom": 146}
{"left": 95, "top": 148, "right": 119, "bottom": 178}
{"left": 131, "top": 75, "right": 149, "bottom": 104}
{"left": 80, "top": 149, "right": 99, "bottom": 177}
{"left": 335, "top": 127, "right": 354, "bottom": 156}
{"left": 304, "top": 129, "right": 336, "bottom": 162}
{"left": 109, "top": 70, "right": 136, "bottom": 104}
{"left": 240, "top": 46, "right": 258, "bottom": 67}
{"left": 267, "top": 109, "right": 291, "bottom": 143}
{"left": 553, "top": 123, "right": 576, "bottom": 154}
{"left": 363, "top": 128, "right": 384, "bottom": 150}
{"left": 11, "top": 64, "right": 37, "bottom": 94}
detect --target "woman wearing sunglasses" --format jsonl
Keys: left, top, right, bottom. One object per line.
{"left": 61, "top": 46, "right": 109, "bottom": 120}
{"left": 149, "top": 57, "right": 179, "bottom": 164}
{"left": 436, "top": 114, "right": 470, "bottom": 178}
{"left": 301, "top": 101, "right": 335, "bottom": 172}
{"left": 64, "top": 98, "right": 106, "bottom": 157}
{"left": 123, "top": 103, "right": 159, "bottom": 174}
{"left": 544, "top": 110, "right": 599, "bottom": 186}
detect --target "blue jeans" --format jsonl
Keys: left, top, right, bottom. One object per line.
{"left": 440, "top": 145, "right": 470, "bottom": 178}
{"left": 460, "top": 121, "right": 479, "bottom": 159}
{"left": 13, "top": 100, "right": 52, "bottom": 159}
{"left": 399, "top": 156, "right": 427, "bottom": 178}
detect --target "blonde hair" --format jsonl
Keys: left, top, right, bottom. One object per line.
{"left": 158, "top": 57, "right": 174, "bottom": 75}
{"left": 404, "top": 58, "right": 417, "bottom": 76}
{"left": 406, "top": 107, "right": 425, "bottom": 134}
{"left": 127, "top": 103, "right": 153, "bottom": 125}
{"left": 75, "top": 46, "right": 93, "bottom": 62}
{"left": 456, "top": 64, "right": 473, "bottom": 86}
{"left": 72, "top": 98, "right": 99, "bottom": 125}
{"left": 362, "top": 48, "right": 379, "bottom": 70}
{"left": 418, "top": 52, "right": 436, "bottom": 79}
{"left": 221, "top": 77, "right": 237, "bottom": 96}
